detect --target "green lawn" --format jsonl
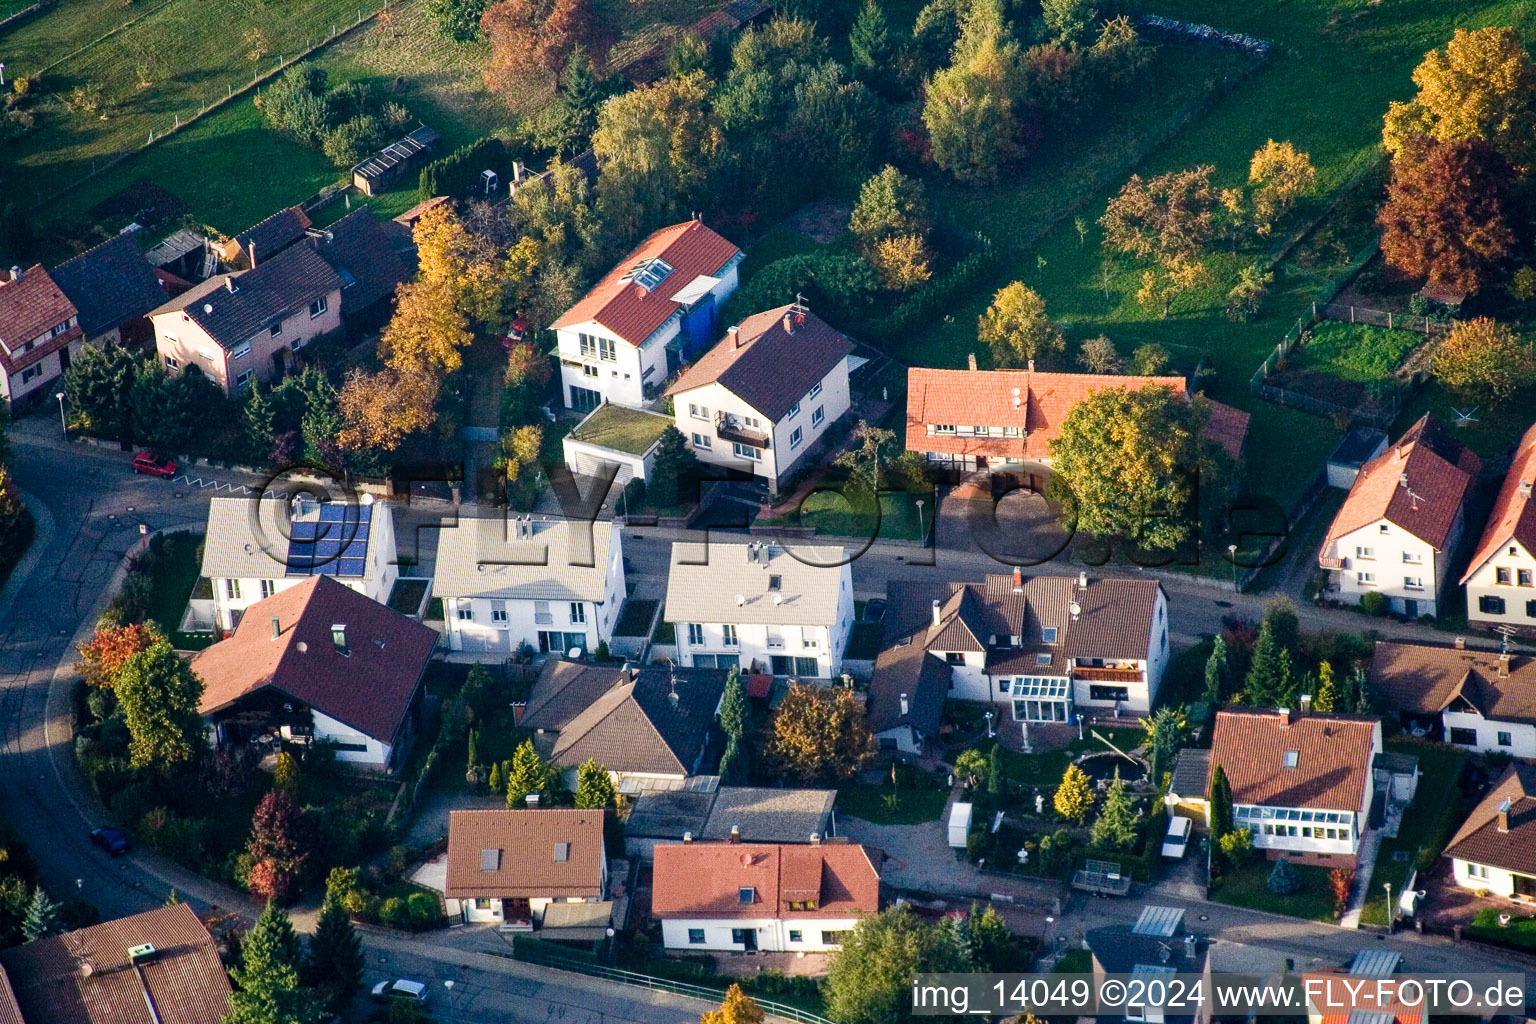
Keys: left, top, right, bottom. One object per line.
{"left": 1390, "top": 380, "right": 1534, "bottom": 460}
{"left": 835, "top": 781, "right": 949, "bottom": 824}
{"left": 1210, "top": 858, "right": 1340, "bottom": 923}
{"left": 757, "top": 488, "right": 929, "bottom": 542}
{"left": 1357, "top": 740, "right": 1465, "bottom": 927}
{"left": 1467, "top": 907, "right": 1536, "bottom": 951}
{"left": 1295, "top": 322, "right": 1423, "bottom": 383}
{"left": 993, "top": 729, "right": 1146, "bottom": 789}
{"left": 144, "top": 530, "right": 209, "bottom": 647}
{"left": 570, "top": 404, "right": 672, "bottom": 456}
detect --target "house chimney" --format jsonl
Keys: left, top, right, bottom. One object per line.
{"left": 899, "top": 693, "right": 909, "bottom": 717}
{"left": 1521, "top": 480, "right": 1535, "bottom": 500}
{"left": 783, "top": 313, "right": 793, "bottom": 334}
{"left": 526, "top": 793, "right": 540, "bottom": 808}
{"left": 728, "top": 825, "right": 741, "bottom": 844}
{"left": 1455, "top": 636, "right": 1466, "bottom": 650}
{"left": 7, "top": 266, "right": 20, "bottom": 282}
{"left": 1399, "top": 472, "right": 1408, "bottom": 489}
{"left": 967, "top": 353, "right": 977, "bottom": 371}
{"left": 248, "top": 240, "right": 256, "bottom": 268}
{"left": 1278, "top": 707, "right": 1293, "bottom": 725}
{"left": 1078, "top": 571, "right": 1088, "bottom": 589}
{"left": 809, "top": 833, "right": 821, "bottom": 846}
{"left": 1499, "top": 798, "right": 1511, "bottom": 833}
{"left": 225, "top": 277, "right": 237, "bottom": 293}
{"left": 1299, "top": 693, "right": 1312, "bottom": 714}
{"left": 729, "top": 325, "right": 741, "bottom": 348}
{"left": 1012, "top": 567, "right": 1023, "bottom": 588}
{"left": 683, "top": 831, "right": 692, "bottom": 843}
{"left": 270, "top": 616, "right": 281, "bottom": 640}
{"left": 1027, "top": 359, "right": 1035, "bottom": 372}
{"left": 931, "top": 599, "right": 942, "bottom": 628}
{"left": 513, "top": 160, "right": 526, "bottom": 182}
{"left": 1499, "top": 652, "right": 1511, "bottom": 679}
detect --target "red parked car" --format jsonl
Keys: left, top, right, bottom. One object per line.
{"left": 130, "top": 451, "right": 178, "bottom": 477}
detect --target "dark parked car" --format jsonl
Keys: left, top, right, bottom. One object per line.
{"left": 130, "top": 451, "right": 178, "bottom": 477}
{"left": 90, "top": 826, "right": 130, "bottom": 856}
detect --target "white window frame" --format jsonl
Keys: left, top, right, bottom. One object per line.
{"left": 689, "top": 403, "right": 710, "bottom": 420}
{"left": 733, "top": 442, "right": 761, "bottom": 461}
{"left": 692, "top": 433, "right": 712, "bottom": 450}
{"left": 687, "top": 623, "right": 705, "bottom": 646}
{"left": 570, "top": 603, "right": 586, "bottom": 624}
{"left": 811, "top": 406, "right": 824, "bottom": 427}
{"left": 308, "top": 296, "right": 328, "bottom": 319}
{"left": 790, "top": 427, "right": 803, "bottom": 449}
{"left": 807, "top": 381, "right": 822, "bottom": 399}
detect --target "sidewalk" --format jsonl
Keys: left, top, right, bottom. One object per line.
{"left": 1338, "top": 828, "right": 1383, "bottom": 929}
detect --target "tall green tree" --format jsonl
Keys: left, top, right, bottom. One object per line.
{"left": 1242, "top": 619, "right": 1285, "bottom": 707}
{"left": 575, "top": 758, "right": 616, "bottom": 809}
{"left": 303, "top": 898, "right": 364, "bottom": 1013}
{"left": 1039, "top": 0, "right": 1095, "bottom": 46}
{"left": 718, "top": 668, "right": 751, "bottom": 784}
{"left": 1209, "top": 763, "right": 1233, "bottom": 841}
{"left": 225, "top": 901, "right": 326, "bottom": 1024}
{"left": 824, "top": 906, "right": 971, "bottom": 1024}
{"left": 849, "top": 0, "right": 892, "bottom": 77}
{"left": 649, "top": 426, "right": 700, "bottom": 510}
{"left": 504, "top": 739, "right": 550, "bottom": 808}
{"left": 1202, "top": 635, "right": 1228, "bottom": 704}
{"left": 114, "top": 635, "right": 204, "bottom": 769}
{"left": 1090, "top": 769, "right": 1140, "bottom": 851}
{"left": 1312, "top": 660, "right": 1337, "bottom": 712}
{"left": 21, "top": 887, "right": 61, "bottom": 942}
{"left": 1140, "top": 705, "right": 1188, "bottom": 789}
{"left": 986, "top": 744, "right": 1004, "bottom": 796}
{"left": 63, "top": 346, "right": 138, "bottom": 440}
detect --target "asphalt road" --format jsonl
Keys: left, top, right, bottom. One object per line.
{"left": 0, "top": 413, "right": 1525, "bottom": 1019}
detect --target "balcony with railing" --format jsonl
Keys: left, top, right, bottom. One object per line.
{"left": 1318, "top": 542, "right": 1345, "bottom": 571}
{"left": 1071, "top": 666, "right": 1145, "bottom": 684}
{"left": 715, "top": 412, "right": 770, "bottom": 449}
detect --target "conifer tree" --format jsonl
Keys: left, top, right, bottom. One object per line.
{"left": 1090, "top": 769, "right": 1140, "bottom": 851}
{"left": 21, "top": 887, "right": 61, "bottom": 942}
{"left": 1053, "top": 763, "right": 1093, "bottom": 824}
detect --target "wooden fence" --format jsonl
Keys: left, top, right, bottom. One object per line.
{"left": 1311, "top": 301, "right": 1453, "bottom": 336}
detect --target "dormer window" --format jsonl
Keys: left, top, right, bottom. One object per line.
{"left": 554, "top": 842, "right": 570, "bottom": 862}
{"left": 1041, "top": 627, "right": 1058, "bottom": 643}
{"left": 1283, "top": 750, "right": 1299, "bottom": 769}
{"left": 1035, "top": 653, "right": 1052, "bottom": 666}
{"left": 931, "top": 424, "right": 956, "bottom": 435}
{"left": 738, "top": 887, "right": 755, "bottom": 905}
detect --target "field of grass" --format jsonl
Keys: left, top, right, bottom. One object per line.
{"left": 757, "top": 488, "right": 928, "bottom": 542}
{"left": 835, "top": 780, "right": 949, "bottom": 824}
{"left": 1210, "top": 858, "right": 1339, "bottom": 923}
{"left": 1296, "top": 321, "right": 1423, "bottom": 383}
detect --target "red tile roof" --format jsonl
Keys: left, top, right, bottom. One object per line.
{"left": 1207, "top": 709, "right": 1378, "bottom": 811}
{"left": 652, "top": 842, "right": 880, "bottom": 920}
{"left": 1305, "top": 972, "right": 1422, "bottom": 1024}
{"left": 190, "top": 575, "right": 437, "bottom": 746}
{"left": 1462, "top": 422, "right": 1536, "bottom": 582}
{"left": 0, "top": 265, "right": 80, "bottom": 375}
{"left": 1443, "top": 762, "right": 1536, "bottom": 876}
{"left": 1325, "top": 414, "right": 1481, "bottom": 551}
{"left": 905, "top": 367, "right": 1249, "bottom": 462}
{"left": 550, "top": 220, "right": 740, "bottom": 345}
{"left": 445, "top": 809, "right": 606, "bottom": 899}
{"left": 0, "top": 904, "right": 231, "bottom": 1024}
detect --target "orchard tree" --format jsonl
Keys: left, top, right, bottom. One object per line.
{"left": 1383, "top": 26, "right": 1536, "bottom": 168}
{"left": 850, "top": 165, "right": 930, "bottom": 244}
{"left": 1248, "top": 139, "right": 1316, "bottom": 235}
{"left": 114, "top": 636, "right": 204, "bottom": 769}
{"left": 1226, "top": 264, "right": 1274, "bottom": 322}
{"left": 1077, "top": 335, "right": 1121, "bottom": 374}
{"left": 1128, "top": 342, "right": 1171, "bottom": 376}
{"left": 575, "top": 759, "right": 616, "bottom": 809}
{"left": 1136, "top": 254, "right": 1210, "bottom": 319}
{"left": 482, "top": 0, "right": 612, "bottom": 89}
{"left": 1053, "top": 763, "right": 1093, "bottom": 824}
{"left": 1045, "top": 385, "right": 1215, "bottom": 552}
{"left": 1432, "top": 317, "right": 1536, "bottom": 401}
{"left": 764, "top": 684, "right": 874, "bottom": 783}
{"left": 869, "top": 234, "right": 933, "bottom": 291}
{"left": 978, "top": 282, "right": 1063, "bottom": 368}
{"left": 923, "top": 0, "right": 1026, "bottom": 184}
{"left": 1100, "top": 166, "right": 1219, "bottom": 264}
{"left": 1379, "top": 137, "right": 1517, "bottom": 298}
{"left": 427, "top": 0, "right": 487, "bottom": 40}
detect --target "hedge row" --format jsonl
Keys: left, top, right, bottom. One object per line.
{"left": 419, "top": 137, "right": 510, "bottom": 199}
{"left": 865, "top": 246, "right": 998, "bottom": 344}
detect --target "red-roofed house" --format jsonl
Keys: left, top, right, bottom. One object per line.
{"left": 1462, "top": 422, "right": 1536, "bottom": 631}
{"left": 904, "top": 366, "right": 1249, "bottom": 487}
{"left": 0, "top": 264, "right": 82, "bottom": 413}
{"left": 552, "top": 219, "right": 742, "bottom": 411}
{"left": 1181, "top": 709, "right": 1383, "bottom": 866}
{"left": 1319, "top": 414, "right": 1481, "bottom": 619}
{"left": 190, "top": 575, "right": 438, "bottom": 771}
{"left": 652, "top": 839, "right": 880, "bottom": 952}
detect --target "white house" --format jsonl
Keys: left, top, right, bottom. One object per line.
{"left": 652, "top": 840, "right": 879, "bottom": 953}
{"left": 431, "top": 515, "right": 625, "bottom": 655}
{"left": 444, "top": 810, "right": 610, "bottom": 931}
{"left": 666, "top": 303, "right": 854, "bottom": 494}
{"left": 665, "top": 540, "right": 853, "bottom": 678}
{"left": 550, "top": 219, "right": 742, "bottom": 412}
{"left": 1200, "top": 709, "right": 1382, "bottom": 867}
{"left": 1444, "top": 763, "right": 1536, "bottom": 900}
{"left": 1369, "top": 639, "right": 1536, "bottom": 757}
{"left": 190, "top": 575, "right": 438, "bottom": 771}
{"left": 1319, "top": 414, "right": 1481, "bottom": 619}
{"left": 196, "top": 496, "right": 400, "bottom": 633}
{"left": 1462, "top": 422, "right": 1536, "bottom": 631}
{"left": 0, "top": 264, "right": 82, "bottom": 414}
{"left": 867, "top": 571, "right": 1170, "bottom": 754}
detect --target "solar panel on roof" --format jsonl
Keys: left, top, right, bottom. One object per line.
{"left": 1131, "top": 905, "right": 1184, "bottom": 938}
{"left": 1348, "top": 950, "right": 1402, "bottom": 976}
{"left": 285, "top": 503, "right": 370, "bottom": 577}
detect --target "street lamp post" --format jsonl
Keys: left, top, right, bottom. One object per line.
{"left": 984, "top": 710, "right": 994, "bottom": 738}
{"left": 1227, "top": 543, "right": 1238, "bottom": 592}
{"left": 1383, "top": 881, "right": 1393, "bottom": 934}
{"left": 443, "top": 980, "right": 455, "bottom": 1019}
{"left": 55, "top": 392, "right": 67, "bottom": 434}
{"left": 915, "top": 499, "right": 925, "bottom": 544}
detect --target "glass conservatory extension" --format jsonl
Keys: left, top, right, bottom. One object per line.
{"left": 1009, "top": 676, "right": 1071, "bottom": 722}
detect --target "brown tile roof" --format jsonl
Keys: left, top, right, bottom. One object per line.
{"left": 0, "top": 904, "right": 231, "bottom": 1024}
{"left": 867, "top": 632, "right": 950, "bottom": 737}
{"left": 222, "top": 205, "right": 312, "bottom": 264}
{"left": 522, "top": 661, "right": 628, "bottom": 732}
{"left": 1368, "top": 640, "right": 1536, "bottom": 725}
{"left": 149, "top": 243, "right": 342, "bottom": 351}
{"left": 1462, "top": 422, "right": 1536, "bottom": 583}
{"left": 1443, "top": 763, "right": 1536, "bottom": 875}
{"left": 651, "top": 842, "right": 880, "bottom": 920}
{"left": 445, "top": 809, "right": 605, "bottom": 899}
{"left": 1207, "top": 709, "right": 1379, "bottom": 811}
{"left": 550, "top": 220, "right": 740, "bottom": 344}
{"left": 0, "top": 265, "right": 80, "bottom": 375}
{"left": 50, "top": 233, "right": 168, "bottom": 340}
{"left": 905, "top": 367, "right": 1250, "bottom": 463}
{"left": 667, "top": 305, "right": 853, "bottom": 421}
{"left": 549, "top": 666, "right": 727, "bottom": 775}
{"left": 190, "top": 575, "right": 438, "bottom": 745}
{"left": 1324, "top": 414, "right": 1481, "bottom": 551}
{"left": 0, "top": 969, "right": 23, "bottom": 1024}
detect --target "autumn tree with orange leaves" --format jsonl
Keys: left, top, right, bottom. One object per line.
{"left": 77, "top": 621, "right": 159, "bottom": 689}
{"left": 481, "top": 0, "right": 613, "bottom": 91}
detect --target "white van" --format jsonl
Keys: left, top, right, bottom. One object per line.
{"left": 1161, "top": 815, "right": 1192, "bottom": 859}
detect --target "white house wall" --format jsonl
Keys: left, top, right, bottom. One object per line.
{"left": 1465, "top": 538, "right": 1536, "bottom": 629}
{"left": 562, "top": 436, "right": 654, "bottom": 485}
{"left": 1453, "top": 858, "right": 1531, "bottom": 898}
{"left": 660, "top": 916, "right": 861, "bottom": 953}
{"left": 671, "top": 563, "right": 852, "bottom": 678}
{"left": 1440, "top": 710, "right": 1536, "bottom": 758}
{"left": 311, "top": 709, "right": 391, "bottom": 767}
{"left": 556, "top": 320, "right": 665, "bottom": 410}
{"left": 0, "top": 348, "right": 65, "bottom": 406}
{"left": 1328, "top": 520, "right": 1446, "bottom": 617}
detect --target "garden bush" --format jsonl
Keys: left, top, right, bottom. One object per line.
{"left": 1359, "top": 591, "right": 1387, "bottom": 616}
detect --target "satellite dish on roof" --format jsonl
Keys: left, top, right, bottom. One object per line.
{"left": 735, "top": 594, "right": 745, "bottom": 606}
{"left": 203, "top": 303, "right": 214, "bottom": 314}
{"left": 296, "top": 641, "right": 308, "bottom": 653}
{"left": 1069, "top": 601, "right": 1081, "bottom": 620}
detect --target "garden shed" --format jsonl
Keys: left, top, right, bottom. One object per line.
{"left": 351, "top": 124, "right": 441, "bottom": 196}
